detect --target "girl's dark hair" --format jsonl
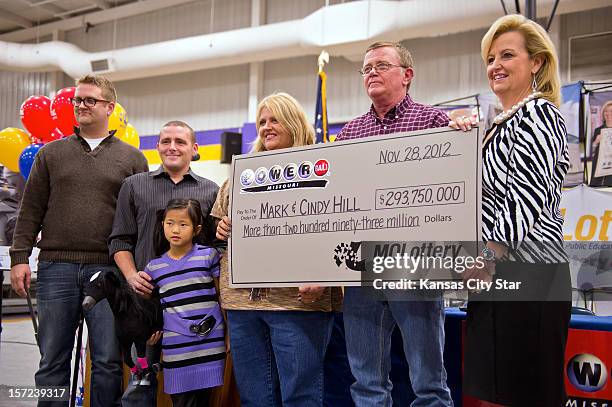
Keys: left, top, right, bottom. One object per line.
{"left": 153, "top": 198, "right": 203, "bottom": 256}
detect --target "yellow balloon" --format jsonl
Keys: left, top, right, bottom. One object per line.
{"left": 108, "top": 102, "right": 128, "bottom": 139}
{"left": 0, "top": 127, "right": 31, "bottom": 172}
{"left": 119, "top": 123, "right": 140, "bottom": 149}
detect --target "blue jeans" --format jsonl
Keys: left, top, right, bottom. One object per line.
{"left": 121, "top": 373, "right": 157, "bottom": 407}
{"left": 343, "top": 287, "right": 452, "bottom": 407}
{"left": 227, "top": 310, "right": 334, "bottom": 407}
{"left": 323, "top": 312, "right": 354, "bottom": 407}
{"left": 35, "top": 262, "right": 122, "bottom": 407}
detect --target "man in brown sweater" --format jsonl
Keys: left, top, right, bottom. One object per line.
{"left": 10, "top": 74, "right": 149, "bottom": 407}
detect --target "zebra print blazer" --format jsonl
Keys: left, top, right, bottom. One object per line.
{"left": 482, "top": 98, "right": 569, "bottom": 263}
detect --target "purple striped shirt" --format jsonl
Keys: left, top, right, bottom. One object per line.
{"left": 145, "top": 244, "right": 225, "bottom": 394}
{"left": 336, "top": 94, "right": 450, "bottom": 140}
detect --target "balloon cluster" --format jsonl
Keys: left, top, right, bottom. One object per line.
{"left": 0, "top": 88, "right": 140, "bottom": 180}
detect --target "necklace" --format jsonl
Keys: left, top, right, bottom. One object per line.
{"left": 493, "top": 91, "right": 542, "bottom": 124}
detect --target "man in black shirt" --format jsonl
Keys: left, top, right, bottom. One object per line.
{"left": 108, "top": 120, "right": 219, "bottom": 405}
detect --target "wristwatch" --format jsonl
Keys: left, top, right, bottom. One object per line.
{"left": 481, "top": 246, "right": 496, "bottom": 262}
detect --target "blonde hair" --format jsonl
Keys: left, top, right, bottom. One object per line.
{"left": 601, "top": 100, "right": 612, "bottom": 124}
{"left": 252, "top": 92, "right": 315, "bottom": 152}
{"left": 481, "top": 14, "right": 561, "bottom": 107}
{"left": 75, "top": 74, "right": 117, "bottom": 103}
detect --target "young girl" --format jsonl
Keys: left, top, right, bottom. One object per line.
{"left": 145, "top": 198, "right": 225, "bottom": 407}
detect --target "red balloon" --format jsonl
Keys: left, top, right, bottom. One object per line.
{"left": 51, "top": 87, "right": 78, "bottom": 136}
{"left": 20, "top": 96, "right": 56, "bottom": 140}
{"left": 44, "top": 127, "right": 64, "bottom": 144}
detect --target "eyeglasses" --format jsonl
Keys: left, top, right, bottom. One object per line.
{"left": 70, "top": 97, "right": 111, "bottom": 108}
{"left": 359, "top": 62, "right": 406, "bottom": 76}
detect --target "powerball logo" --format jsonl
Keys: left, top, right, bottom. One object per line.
{"left": 239, "top": 159, "right": 330, "bottom": 193}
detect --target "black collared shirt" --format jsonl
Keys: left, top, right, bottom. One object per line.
{"left": 108, "top": 166, "right": 219, "bottom": 270}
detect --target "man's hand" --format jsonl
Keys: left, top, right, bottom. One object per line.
{"left": 298, "top": 285, "right": 325, "bottom": 303}
{"left": 127, "top": 270, "right": 154, "bottom": 297}
{"left": 216, "top": 216, "right": 231, "bottom": 241}
{"left": 11, "top": 264, "right": 31, "bottom": 298}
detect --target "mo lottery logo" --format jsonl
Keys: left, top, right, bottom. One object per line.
{"left": 566, "top": 353, "right": 608, "bottom": 393}
{"left": 240, "top": 159, "right": 330, "bottom": 193}
{"left": 333, "top": 242, "right": 366, "bottom": 272}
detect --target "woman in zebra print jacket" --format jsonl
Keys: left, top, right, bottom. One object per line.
{"left": 457, "top": 14, "right": 572, "bottom": 406}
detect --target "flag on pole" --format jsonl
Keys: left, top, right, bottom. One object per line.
{"left": 315, "top": 50, "right": 330, "bottom": 143}
{"left": 314, "top": 71, "right": 328, "bottom": 143}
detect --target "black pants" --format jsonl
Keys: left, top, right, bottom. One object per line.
{"left": 464, "top": 261, "right": 572, "bottom": 406}
{"left": 170, "top": 388, "right": 212, "bottom": 407}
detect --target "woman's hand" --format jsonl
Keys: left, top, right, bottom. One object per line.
{"left": 298, "top": 285, "right": 325, "bottom": 303}
{"left": 147, "top": 331, "right": 162, "bottom": 346}
{"left": 449, "top": 115, "right": 477, "bottom": 132}
{"left": 225, "top": 331, "right": 231, "bottom": 353}
{"left": 216, "top": 216, "right": 232, "bottom": 241}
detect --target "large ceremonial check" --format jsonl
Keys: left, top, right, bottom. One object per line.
{"left": 229, "top": 127, "right": 480, "bottom": 287}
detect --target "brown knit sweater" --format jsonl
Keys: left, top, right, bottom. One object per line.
{"left": 10, "top": 133, "right": 149, "bottom": 267}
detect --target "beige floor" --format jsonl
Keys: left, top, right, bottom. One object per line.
{"left": 0, "top": 315, "right": 40, "bottom": 406}
{"left": 1, "top": 312, "right": 101, "bottom": 407}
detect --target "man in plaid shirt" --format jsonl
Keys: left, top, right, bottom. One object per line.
{"left": 337, "top": 41, "right": 453, "bottom": 407}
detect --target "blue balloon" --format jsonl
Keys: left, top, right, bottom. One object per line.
{"left": 19, "top": 143, "right": 43, "bottom": 180}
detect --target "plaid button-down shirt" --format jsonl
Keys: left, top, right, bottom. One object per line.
{"left": 336, "top": 94, "right": 449, "bottom": 140}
